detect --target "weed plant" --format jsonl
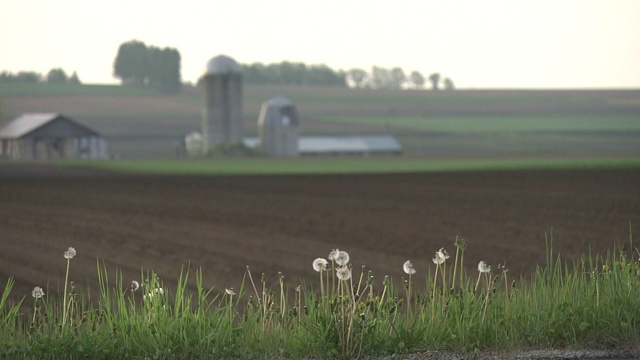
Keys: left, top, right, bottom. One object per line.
{"left": 0, "top": 234, "right": 639, "bottom": 359}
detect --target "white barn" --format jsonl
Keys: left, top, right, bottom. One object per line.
{"left": 0, "top": 113, "right": 108, "bottom": 160}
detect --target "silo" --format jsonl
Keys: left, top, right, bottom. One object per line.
{"left": 201, "top": 55, "right": 243, "bottom": 153}
{"left": 258, "top": 96, "right": 299, "bottom": 157}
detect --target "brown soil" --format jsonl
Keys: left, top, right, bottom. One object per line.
{"left": 1, "top": 164, "right": 639, "bottom": 304}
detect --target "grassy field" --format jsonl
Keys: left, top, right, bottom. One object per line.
{"left": 1, "top": 83, "right": 639, "bottom": 158}
{"left": 63, "top": 156, "right": 640, "bottom": 176}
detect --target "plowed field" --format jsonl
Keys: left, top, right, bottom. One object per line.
{"left": 1, "top": 164, "right": 639, "bottom": 304}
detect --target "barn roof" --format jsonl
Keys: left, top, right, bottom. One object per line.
{"left": 299, "top": 135, "right": 402, "bottom": 155}
{"left": 0, "top": 113, "right": 99, "bottom": 139}
{"left": 243, "top": 135, "right": 402, "bottom": 155}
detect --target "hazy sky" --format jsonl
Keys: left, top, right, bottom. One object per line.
{"left": 2, "top": 0, "right": 639, "bottom": 89}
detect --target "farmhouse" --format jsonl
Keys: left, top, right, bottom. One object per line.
{"left": 0, "top": 113, "right": 108, "bottom": 160}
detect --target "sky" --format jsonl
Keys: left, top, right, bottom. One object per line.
{"left": 1, "top": 0, "right": 639, "bottom": 89}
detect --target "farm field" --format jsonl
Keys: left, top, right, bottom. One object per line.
{"left": 0, "top": 163, "right": 638, "bottom": 306}
{"left": 1, "top": 83, "right": 639, "bottom": 158}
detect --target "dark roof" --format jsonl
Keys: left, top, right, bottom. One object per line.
{"left": 0, "top": 113, "right": 99, "bottom": 139}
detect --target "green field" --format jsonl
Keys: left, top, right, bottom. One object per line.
{"left": 1, "top": 83, "right": 639, "bottom": 159}
{"left": 64, "top": 156, "right": 640, "bottom": 176}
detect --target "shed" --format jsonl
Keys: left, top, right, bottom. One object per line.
{"left": 242, "top": 135, "right": 402, "bottom": 156}
{"left": 258, "top": 96, "right": 299, "bottom": 157}
{"left": 0, "top": 113, "right": 108, "bottom": 160}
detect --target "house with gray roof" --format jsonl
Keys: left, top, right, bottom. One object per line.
{"left": 0, "top": 113, "right": 108, "bottom": 160}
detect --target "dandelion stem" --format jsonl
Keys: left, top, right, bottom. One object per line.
{"left": 62, "top": 258, "right": 70, "bottom": 326}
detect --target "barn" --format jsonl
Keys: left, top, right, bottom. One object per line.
{"left": 0, "top": 113, "right": 108, "bottom": 160}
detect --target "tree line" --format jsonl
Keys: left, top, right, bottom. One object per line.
{"left": 234, "top": 62, "right": 454, "bottom": 90}
{"left": 1, "top": 38, "right": 454, "bottom": 92}
{"left": 113, "top": 40, "right": 181, "bottom": 93}
{"left": 0, "top": 69, "right": 81, "bottom": 84}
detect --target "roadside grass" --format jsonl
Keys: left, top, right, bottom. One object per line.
{"left": 60, "top": 157, "right": 640, "bottom": 176}
{"left": 1, "top": 234, "right": 638, "bottom": 359}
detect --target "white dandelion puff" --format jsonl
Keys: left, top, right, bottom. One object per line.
{"left": 225, "top": 288, "right": 236, "bottom": 296}
{"left": 432, "top": 248, "right": 449, "bottom": 265}
{"left": 313, "top": 258, "right": 329, "bottom": 272}
{"left": 32, "top": 286, "right": 45, "bottom": 299}
{"left": 336, "top": 266, "right": 352, "bottom": 281}
{"left": 335, "top": 250, "right": 350, "bottom": 266}
{"left": 328, "top": 249, "right": 339, "bottom": 261}
{"left": 63, "top": 247, "right": 76, "bottom": 260}
{"left": 131, "top": 280, "right": 140, "bottom": 292}
{"left": 403, "top": 260, "right": 416, "bottom": 275}
{"left": 478, "top": 261, "right": 491, "bottom": 273}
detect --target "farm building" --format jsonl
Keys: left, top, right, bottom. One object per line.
{"left": 258, "top": 96, "right": 299, "bottom": 157}
{"left": 243, "top": 135, "right": 402, "bottom": 156}
{"left": 0, "top": 113, "right": 108, "bottom": 160}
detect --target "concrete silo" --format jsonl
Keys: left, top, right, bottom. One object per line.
{"left": 258, "top": 96, "right": 299, "bottom": 157}
{"left": 201, "top": 55, "right": 243, "bottom": 154}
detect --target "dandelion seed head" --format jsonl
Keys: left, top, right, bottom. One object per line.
{"left": 335, "top": 250, "right": 350, "bottom": 266}
{"left": 477, "top": 261, "right": 491, "bottom": 273}
{"left": 64, "top": 247, "right": 76, "bottom": 260}
{"left": 32, "top": 286, "right": 45, "bottom": 299}
{"left": 328, "top": 249, "right": 339, "bottom": 261}
{"left": 225, "top": 288, "right": 236, "bottom": 296}
{"left": 312, "top": 258, "right": 329, "bottom": 272}
{"left": 131, "top": 280, "right": 140, "bottom": 292}
{"left": 403, "top": 260, "right": 416, "bottom": 275}
{"left": 336, "top": 266, "right": 352, "bottom": 281}
{"left": 432, "top": 248, "right": 449, "bottom": 265}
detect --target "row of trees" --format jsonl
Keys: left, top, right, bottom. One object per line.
{"left": 0, "top": 69, "right": 81, "bottom": 84}
{"left": 240, "top": 62, "right": 346, "bottom": 86}
{"left": 113, "top": 40, "right": 181, "bottom": 93}
{"left": 347, "top": 67, "right": 454, "bottom": 90}
{"left": 237, "top": 62, "right": 454, "bottom": 90}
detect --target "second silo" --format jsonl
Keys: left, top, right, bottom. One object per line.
{"left": 201, "top": 55, "right": 243, "bottom": 153}
{"left": 258, "top": 96, "right": 299, "bottom": 157}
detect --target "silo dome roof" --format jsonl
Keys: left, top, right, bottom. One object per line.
{"left": 204, "top": 55, "right": 241, "bottom": 75}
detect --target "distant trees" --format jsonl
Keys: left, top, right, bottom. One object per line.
{"left": 0, "top": 69, "right": 81, "bottom": 84}
{"left": 347, "top": 68, "right": 368, "bottom": 88}
{"left": 341, "top": 67, "right": 452, "bottom": 91}
{"left": 240, "top": 61, "right": 346, "bottom": 86}
{"left": 46, "top": 68, "right": 68, "bottom": 83}
{"left": 113, "top": 40, "right": 181, "bottom": 93}
{"left": 429, "top": 73, "right": 441, "bottom": 90}
{"left": 443, "top": 77, "right": 455, "bottom": 91}
{"left": 409, "top": 71, "right": 425, "bottom": 89}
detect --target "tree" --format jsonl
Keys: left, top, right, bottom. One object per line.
{"left": 409, "top": 70, "right": 425, "bottom": 89}
{"left": 113, "top": 40, "right": 181, "bottom": 93}
{"left": 347, "top": 68, "right": 368, "bottom": 88}
{"left": 113, "top": 40, "right": 148, "bottom": 85}
{"left": 429, "top": 73, "right": 441, "bottom": 90}
{"left": 46, "top": 68, "right": 68, "bottom": 83}
{"left": 68, "top": 71, "right": 81, "bottom": 84}
{"left": 443, "top": 77, "right": 455, "bottom": 91}
{"left": 390, "top": 67, "right": 406, "bottom": 89}
{"left": 371, "top": 66, "right": 393, "bottom": 89}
